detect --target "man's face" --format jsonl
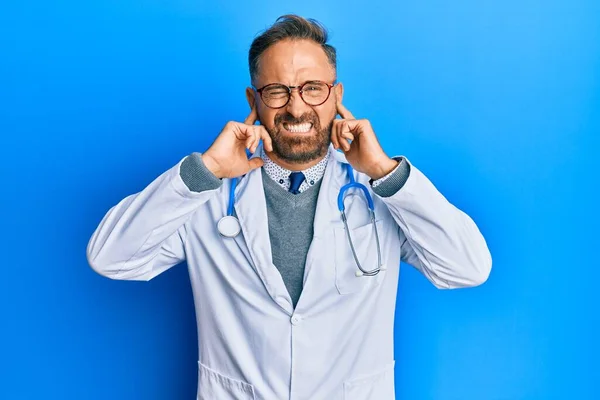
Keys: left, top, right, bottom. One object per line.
{"left": 246, "top": 39, "right": 343, "bottom": 164}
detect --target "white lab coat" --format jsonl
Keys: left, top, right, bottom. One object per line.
{"left": 87, "top": 145, "right": 491, "bottom": 400}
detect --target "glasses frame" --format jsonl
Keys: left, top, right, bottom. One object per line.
{"left": 253, "top": 80, "right": 336, "bottom": 109}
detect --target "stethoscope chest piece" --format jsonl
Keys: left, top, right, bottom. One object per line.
{"left": 218, "top": 215, "right": 241, "bottom": 238}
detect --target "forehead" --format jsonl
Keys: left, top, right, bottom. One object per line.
{"left": 255, "top": 39, "right": 335, "bottom": 86}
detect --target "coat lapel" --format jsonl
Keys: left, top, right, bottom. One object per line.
{"left": 234, "top": 144, "right": 354, "bottom": 313}
{"left": 296, "top": 146, "right": 348, "bottom": 305}
{"left": 234, "top": 144, "right": 294, "bottom": 314}
{"left": 310, "top": 145, "right": 347, "bottom": 242}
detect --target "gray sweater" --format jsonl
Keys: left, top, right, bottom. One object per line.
{"left": 179, "top": 153, "right": 410, "bottom": 307}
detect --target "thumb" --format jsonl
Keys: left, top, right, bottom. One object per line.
{"left": 247, "top": 157, "right": 264, "bottom": 171}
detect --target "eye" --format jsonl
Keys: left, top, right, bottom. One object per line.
{"left": 304, "top": 82, "right": 326, "bottom": 92}
{"left": 263, "top": 86, "right": 289, "bottom": 97}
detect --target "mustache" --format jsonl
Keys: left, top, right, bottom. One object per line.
{"left": 274, "top": 112, "right": 319, "bottom": 126}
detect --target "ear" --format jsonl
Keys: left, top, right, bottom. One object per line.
{"left": 245, "top": 87, "right": 256, "bottom": 110}
{"left": 334, "top": 82, "right": 344, "bottom": 104}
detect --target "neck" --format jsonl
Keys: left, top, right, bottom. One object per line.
{"left": 266, "top": 150, "right": 328, "bottom": 171}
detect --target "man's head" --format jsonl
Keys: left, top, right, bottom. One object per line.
{"left": 246, "top": 15, "right": 343, "bottom": 166}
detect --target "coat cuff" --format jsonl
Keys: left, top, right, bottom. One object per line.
{"left": 179, "top": 152, "right": 223, "bottom": 193}
{"left": 371, "top": 157, "right": 411, "bottom": 198}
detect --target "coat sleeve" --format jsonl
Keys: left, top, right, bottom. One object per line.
{"left": 86, "top": 156, "right": 221, "bottom": 281}
{"left": 375, "top": 158, "right": 492, "bottom": 289}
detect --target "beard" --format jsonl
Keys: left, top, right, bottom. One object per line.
{"left": 265, "top": 111, "right": 333, "bottom": 164}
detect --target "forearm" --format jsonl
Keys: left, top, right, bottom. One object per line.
{"left": 377, "top": 159, "right": 492, "bottom": 288}
{"left": 87, "top": 155, "right": 220, "bottom": 280}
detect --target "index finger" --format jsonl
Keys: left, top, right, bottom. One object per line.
{"left": 244, "top": 104, "right": 258, "bottom": 125}
{"left": 336, "top": 101, "right": 355, "bottom": 120}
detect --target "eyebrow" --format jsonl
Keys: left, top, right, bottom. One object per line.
{"left": 266, "top": 79, "right": 334, "bottom": 87}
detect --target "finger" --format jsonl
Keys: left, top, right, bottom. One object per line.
{"left": 254, "top": 129, "right": 262, "bottom": 153}
{"left": 233, "top": 123, "right": 254, "bottom": 141}
{"left": 257, "top": 126, "right": 273, "bottom": 152}
{"left": 248, "top": 127, "right": 259, "bottom": 153}
{"left": 341, "top": 128, "right": 355, "bottom": 142}
{"left": 336, "top": 101, "right": 355, "bottom": 120}
{"left": 245, "top": 130, "right": 256, "bottom": 151}
{"left": 247, "top": 157, "right": 264, "bottom": 171}
{"left": 339, "top": 121, "right": 352, "bottom": 151}
{"left": 330, "top": 120, "right": 341, "bottom": 150}
{"left": 244, "top": 104, "right": 258, "bottom": 126}
{"left": 253, "top": 130, "right": 262, "bottom": 154}
{"left": 342, "top": 119, "right": 362, "bottom": 140}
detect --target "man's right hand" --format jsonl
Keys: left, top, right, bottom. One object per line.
{"left": 202, "top": 106, "right": 273, "bottom": 179}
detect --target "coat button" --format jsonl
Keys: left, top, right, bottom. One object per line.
{"left": 291, "top": 315, "right": 302, "bottom": 325}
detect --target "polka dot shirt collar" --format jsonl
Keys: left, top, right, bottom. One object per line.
{"left": 261, "top": 148, "right": 330, "bottom": 193}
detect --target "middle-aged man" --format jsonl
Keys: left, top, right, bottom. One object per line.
{"left": 87, "top": 14, "right": 492, "bottom": 400}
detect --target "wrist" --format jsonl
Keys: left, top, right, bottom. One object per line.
{"left": 366, "top": 157, "right": 399, "bottom": 180}
{"left": 201, "top": 153, "right": 223, "bottom": 179}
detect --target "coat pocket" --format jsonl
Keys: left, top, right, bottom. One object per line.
{"left": 334, "top": 219, "right": 386, "bottom": 295}
{"left": 197, "top": 361, "right": 255, "bottom": 400}
{"left": 343, "top": 361, "right": 396, "bottom": 400}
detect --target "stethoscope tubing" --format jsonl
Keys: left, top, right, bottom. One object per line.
{"left": 219, "top": 163, "right": 384, "bottom": 276}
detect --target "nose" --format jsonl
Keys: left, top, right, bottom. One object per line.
{"left": 285, "top": 88, "right": 311, "bottom": 118}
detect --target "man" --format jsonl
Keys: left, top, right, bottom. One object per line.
{"left": 87, "top": 14, "right": 491, "bottom": 400}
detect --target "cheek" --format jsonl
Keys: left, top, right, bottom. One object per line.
{"left": 315, "top": 105, "right": 336, "bottom": 128}
{"left": 257, "top": 107, "right": 278, "bottom": 129}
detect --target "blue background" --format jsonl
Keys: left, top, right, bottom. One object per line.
{"left": 1, "top": 0, "right": 598, "bottom": 399}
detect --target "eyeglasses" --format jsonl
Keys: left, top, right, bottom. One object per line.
{"left": 254, "top": 80, "right": 335, "bottom": 109}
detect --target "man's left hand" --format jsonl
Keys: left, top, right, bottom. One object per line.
{"left": 332, "top": 102, "right": 399, "bottom": 180}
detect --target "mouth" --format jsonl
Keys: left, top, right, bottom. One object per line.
{"left": 282, "top": 122, "right": 314, "bottom": 134}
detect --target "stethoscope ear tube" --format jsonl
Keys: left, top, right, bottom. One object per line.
{"left": 338, "top": 164, "right": 383, "bottom": 277}
{"left": 227, "top": 177, "right": 238, "bottom": 216}
{"left": 341, "top": 209, "right": 383, "bottom": 277}
{"left": 218, "top": 178, "right": 242, "bottom": 238}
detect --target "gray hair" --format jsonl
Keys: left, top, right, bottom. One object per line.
{"left": 248, "top": 14, "right": 337, "bottom": 84}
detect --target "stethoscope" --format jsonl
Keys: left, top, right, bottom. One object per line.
{"left": 217, "top": 163, "right": 384, "bottom": 277}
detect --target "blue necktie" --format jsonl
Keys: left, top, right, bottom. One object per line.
{"left": 288, "top": 172, "right": 305, "bottom": 194}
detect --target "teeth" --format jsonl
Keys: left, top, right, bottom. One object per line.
{"left": 284, "top": 123, "right": 312, "bottom": 133}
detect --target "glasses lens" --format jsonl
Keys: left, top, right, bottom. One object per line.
{"left": 261, "top": 84, "right": 289, "bottom": 108}
{"left": 301, "top": 82, "right": 330, "bottom": 105}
